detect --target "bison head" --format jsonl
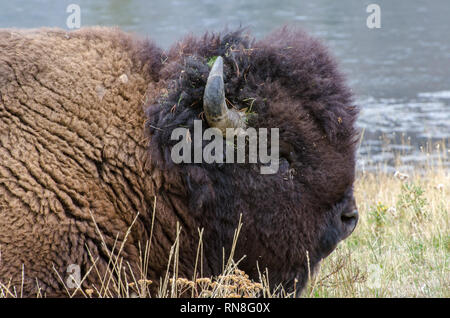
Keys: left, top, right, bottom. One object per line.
{"left": 145, "top": 27, "right": 359, "bottom": 294}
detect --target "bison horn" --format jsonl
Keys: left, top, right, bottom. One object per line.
{"left": 203, "top": 56, "right": 246, "bottom": 134}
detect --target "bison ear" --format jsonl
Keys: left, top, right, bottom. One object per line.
{"left": 183, "top": 166, "right": 216, "bottom": 215}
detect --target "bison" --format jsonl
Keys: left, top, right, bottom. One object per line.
{"left": 0, "top": 26, "right": 359, "bottom": 297}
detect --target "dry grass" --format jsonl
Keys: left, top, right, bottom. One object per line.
{"left": 0, "top": 142, "right": 448, "bottom": 298}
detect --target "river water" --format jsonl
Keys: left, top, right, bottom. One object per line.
{"left": 1, "top": 0, "right": 449, "bottom": 171}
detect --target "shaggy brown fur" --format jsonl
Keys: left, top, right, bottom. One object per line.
{"left": 0, "top": 26, "right": 359, "bottom": 297}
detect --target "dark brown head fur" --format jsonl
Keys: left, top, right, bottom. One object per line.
{"left": 145, "top": 27, "right": 360, "bottom": 292}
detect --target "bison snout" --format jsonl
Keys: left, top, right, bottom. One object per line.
{"left": 340, "top": 209, "right": 358, "bottom": 239}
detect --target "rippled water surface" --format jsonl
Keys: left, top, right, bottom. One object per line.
{"left": 1, "top": 0, "right": 449, "bottom": 169}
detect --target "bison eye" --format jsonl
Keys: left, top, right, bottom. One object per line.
{"left": 279, "top": 157, "right": 290, "bottom": 174}
{"left": 279, "top": 140, "right": 295, "bottom": 164}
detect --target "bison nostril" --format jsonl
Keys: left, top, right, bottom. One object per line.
{"left": 341, "top": 209, "right": 358, "bottom": 222}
